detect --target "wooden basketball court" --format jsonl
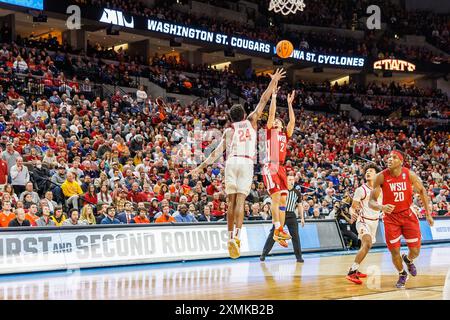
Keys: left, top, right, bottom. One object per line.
{"left": 0, "top": 245, "right": 448, "bottom": 300}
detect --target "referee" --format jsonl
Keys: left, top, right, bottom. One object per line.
{"left": 260, "top": 175, "right": 305, "bottom": 262}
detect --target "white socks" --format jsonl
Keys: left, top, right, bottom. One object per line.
{"left": 350, "top": 263, "right": 360, "bottom": 272}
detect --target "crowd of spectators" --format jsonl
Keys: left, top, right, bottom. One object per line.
{"left": 0, "top": 52, "right": 448, "bottom": 232}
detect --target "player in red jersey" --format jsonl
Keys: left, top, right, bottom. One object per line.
{"left": 262, "top": 88, "right": 296, "bottom": 247}
{"left": 369, "top": 150, "right": 434, "bottom": 289}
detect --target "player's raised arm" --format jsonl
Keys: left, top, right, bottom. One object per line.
{"left": 189, "top": 128, "right": 231, "bottom": 176}
{"left": 410, "top": 170, "right": 434, "bottom": 226}
{"left": 286, "top": 90, "right": 296, "bottom": 138}
{"left": 266, "top": 87, "right": 278, "bottom": 130}
{"left": 247, "top": 68, "right": 286, "bottom": 126}
{"left": 369, "top": 173, "right": 395, "bottom": 214}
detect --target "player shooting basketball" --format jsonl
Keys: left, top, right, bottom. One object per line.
{"left": 369, "top": 150, "right": 434, "bottom": 289}
{"left": 262, "top": 88, "right": 296, "bottom": 247}
{"left": 189, "top": 68, "right": 286, "bottom": 259}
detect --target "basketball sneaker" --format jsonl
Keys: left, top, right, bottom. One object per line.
{"left": 227, "top": 239, "right": 240, "bottom": 259}
{"left": 402, "top": 254, "right": 417, "bottom": 277}
{"left": 356, "top": 271, "right": 367, "bottom": 278}
{"left": 346, "top": 271, "right": 363, "bottom": 285}
{"left": 278, "top": 239, "right": 288, "bottom": 248}
{"left": 274, "top": 227, "right": 292, "bottom": 241}
{"left": 396, "top": 271, "right": 409, "bottom": 289}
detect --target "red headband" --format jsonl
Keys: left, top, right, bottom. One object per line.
{"left": 390, "top": 150, "right": 404, "bottom": 162}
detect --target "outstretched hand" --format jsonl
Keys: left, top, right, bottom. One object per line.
{"left": 287, "top": 90, "right": 296, "bottom": 106}
{"left": 269, "top": 68, "right": 286, "bottom": 82}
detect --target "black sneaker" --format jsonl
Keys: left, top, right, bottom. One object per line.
{"left": 259, "top": 255, "right": 266, "bottom": 261}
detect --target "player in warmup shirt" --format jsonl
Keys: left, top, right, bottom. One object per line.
{"left": 369, "top": 150, "right": 434, "bottom": 288}
{"left": 190, "top": 68, "right": 286, "bottom": 259}
{"left": 262, "top": 89, "right": 296, "bottom": 247}
{"left": 346, "top": 163, "right": 382, "bottom": 284}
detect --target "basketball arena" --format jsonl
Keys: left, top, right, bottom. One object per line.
{"left": 0, "top": 0, "right": 449, "bottom": 304}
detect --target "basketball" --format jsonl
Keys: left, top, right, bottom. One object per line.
{"left": 276, "top": 40, "right": 294, "bottom": 58}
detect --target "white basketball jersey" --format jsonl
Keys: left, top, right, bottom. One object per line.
{"left": 354, "top": 184, "right": 382, "bottom": 220}
{"left": 228, "top": 120, "right": 257, "bottom": 160}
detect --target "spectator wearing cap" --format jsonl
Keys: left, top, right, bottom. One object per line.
{"left": 8, "top": 208, "right": 31, "bottom": 227}
{"left": 36, "top": 206, "right": 56, "bottom": 227}
{"left": 101, "top": 207, "right": 121, "bottom": 224}
{"left": 61, "top": 172, "right": 84, "bottom": 210}
{"left": 2, "top": 142, "right": 20, "bottom": 175}
{"left": 10, "top": 156, "right": 29, "bottom": 195}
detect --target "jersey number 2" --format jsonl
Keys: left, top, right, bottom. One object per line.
{"left": 238, "top": 129, "right": 251, "bottom": 142}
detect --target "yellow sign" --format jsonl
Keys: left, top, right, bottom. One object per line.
{"left": 373, "top": 59, "right": 416, "bottom": 72}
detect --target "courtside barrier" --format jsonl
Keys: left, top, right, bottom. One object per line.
{"left": 0, "top": 220, "right": 344, "bottom": 274}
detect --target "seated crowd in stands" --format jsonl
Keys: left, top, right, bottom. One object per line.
{"left": 0, "top": 51, "right": 448, "bottom": 229}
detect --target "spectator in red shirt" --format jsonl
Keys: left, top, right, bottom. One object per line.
{"left": 82, "top": 184, "right": 98, "bottom": 206}
{"left": 206, "top": 178, "right": 221, "bottom": 196}
{"left": 7, "top": 86, "right": 20, "bottom": 101}
{"left": 139, "top": 184, "right": 154, "bottom": 202}
{"left": 127, "top": 182, "right": 145, "bottom": 203}
{"left": 0, "top": 147, "right": 8, "bottom": 191}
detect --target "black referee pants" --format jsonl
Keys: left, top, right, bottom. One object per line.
{"left": 261, "top": 212, "right": 303, "bottom": 260}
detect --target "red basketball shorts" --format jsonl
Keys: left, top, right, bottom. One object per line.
{"left": 383, "top": 209, "right": 421, "bottom": 250}
{"left": 262, "top": 164, "right": 288, "bottom": 196}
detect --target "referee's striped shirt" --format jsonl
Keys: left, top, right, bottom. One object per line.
{"left": 286, "top": 186, "right": 302, "bottom": 213}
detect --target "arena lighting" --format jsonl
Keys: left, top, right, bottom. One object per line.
{"left": 373, "top": 59, "right": 416, "bottom": 72}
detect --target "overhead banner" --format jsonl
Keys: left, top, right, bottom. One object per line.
{"left": 0, "top": 220, "right": 344, "bottom": 274}
{"left": 43, "top": 1, "right": 367, "bottom": 68}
